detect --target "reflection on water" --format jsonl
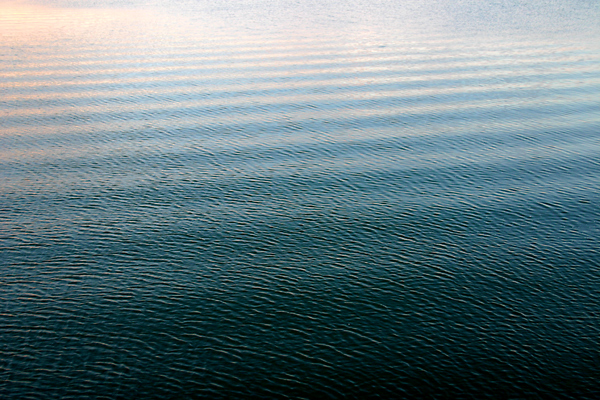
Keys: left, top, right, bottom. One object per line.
{"left": 1, "top": 0, "right": 600, "bottom": 398}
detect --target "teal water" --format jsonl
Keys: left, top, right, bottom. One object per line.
{"left": 2, "top": 0, "right": 600, "bottom": 397}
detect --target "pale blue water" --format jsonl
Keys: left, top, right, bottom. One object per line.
{"left": 1, "top": 0, "right": 600, "bottom": 398}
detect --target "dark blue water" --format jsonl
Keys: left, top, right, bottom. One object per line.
{"left": 2, "top": 0, "right": 600, "bottom": 398}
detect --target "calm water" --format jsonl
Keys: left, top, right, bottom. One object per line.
{"left": 1, "top": 0, "right": 600, "bottom": 398}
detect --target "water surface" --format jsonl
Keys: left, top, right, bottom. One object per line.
{"left": 1, "top": 0, "right": 600, "bottom": 398}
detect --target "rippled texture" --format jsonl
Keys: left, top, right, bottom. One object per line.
{"left": 2, "top": 0, "right": 600, "bottom": 398}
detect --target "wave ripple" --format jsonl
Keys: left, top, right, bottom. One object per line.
{"left": 2, "top": 0, "right": 600, "bottom": 398}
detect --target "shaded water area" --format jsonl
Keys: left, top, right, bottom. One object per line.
{"left": 1, "top": 0, "right": 600, "bottom": 397}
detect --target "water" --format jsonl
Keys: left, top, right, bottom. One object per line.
{"left": 1, "top": 0, "right": 600, "bottom": 397}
